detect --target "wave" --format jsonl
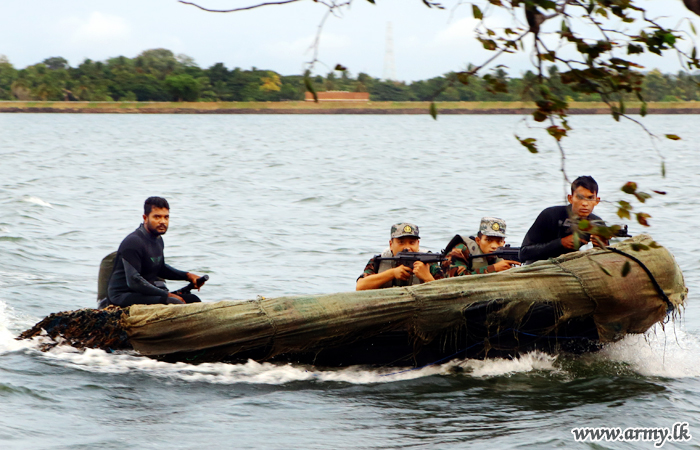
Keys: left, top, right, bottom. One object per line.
{"left": 8, "top": 345, "right": 559, "bottom": 386}
{"left": 22, "top": 196, "right": 53, "bottom": 208}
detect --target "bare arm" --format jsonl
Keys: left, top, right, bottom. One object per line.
{"left": 356, "top": 266, "right": 412, "bottom": 291}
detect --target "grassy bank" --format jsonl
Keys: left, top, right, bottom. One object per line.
{"left": 2, "top": 100, "right": 700, "bottom": 114}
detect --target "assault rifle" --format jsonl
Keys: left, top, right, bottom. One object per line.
{"left": 468, "top": 245, "right": 522, "bottom": 263}
{"left": 374, "top": 251, "right": 446, "bottom": 268}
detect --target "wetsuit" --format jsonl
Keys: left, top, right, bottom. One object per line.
{"left": 520, "top": 205, "right": 603, "bottom": 264}
{"left": 107, "top": 224, "right": 200, "bottom": 307}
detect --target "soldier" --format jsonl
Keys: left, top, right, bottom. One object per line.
{"left": 520, "top": 175, "right": 606, "bottom": 264}
{"left": 442, "top": 217, "right": 520, "bottom": 277}
{"left": 356, "top": 223, "right": 444, "bottom": 290}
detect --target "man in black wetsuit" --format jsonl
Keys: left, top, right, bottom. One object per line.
{"left": 107, "top": 197, "right": 205, "bottom": 307}
{"left": 520, "top": 176, "right": 607, "bottom": 264}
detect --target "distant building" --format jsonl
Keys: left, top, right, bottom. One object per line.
{"left": 304, "top": 91, "right": 370, "bottom": 102}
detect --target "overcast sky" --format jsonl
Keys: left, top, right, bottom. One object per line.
{"left": 0, "top": 0, "right": 697, "bottom": 81}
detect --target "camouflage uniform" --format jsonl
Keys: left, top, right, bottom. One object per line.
{"left": 359, "top": 254, "right": 445, "bottom": 287}
{"left": 357, "top": 222, "right": 444, "bottom": 288}
{"left": 443, "top": 217, "right": 508, "bottom": 278}
{"left": 442, "top": 238, "right": 501, "bottom": 277}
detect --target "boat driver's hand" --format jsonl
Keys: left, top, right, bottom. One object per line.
{"left": 392, "top": 265, "right": 413, "bottom": 281}
{"left": 186, "top": 272, "right": 203, "bottom": 290}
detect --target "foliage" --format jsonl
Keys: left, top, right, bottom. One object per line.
{"left": 1, "top": 50, "right": 700, "bottom": 105}
{"left": 165, "top": 74, "right": 201, "bottom": 101}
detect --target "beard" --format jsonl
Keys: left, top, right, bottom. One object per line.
{"left": 145, "top": 222, "right": 167, "bottom": 236}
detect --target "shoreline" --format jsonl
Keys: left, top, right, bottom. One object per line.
{"left": 2, "top": 100, "right": 700, "bottom": 114}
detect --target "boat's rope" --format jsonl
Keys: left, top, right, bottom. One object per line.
{"left": 604, "top": 246, "right": 675, "bottom": 313}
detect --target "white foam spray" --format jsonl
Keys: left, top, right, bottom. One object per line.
{"left": 0, "top": 300, "right": 36, "bottom": 354}
{"left": 22, "top": 196, "right": 53, "bottom": 208}
{"left": 598, "top": 323, "right": 700, "bottom": 378}
{"left": 32, "top": 346, "right": 559, "bottom": 385}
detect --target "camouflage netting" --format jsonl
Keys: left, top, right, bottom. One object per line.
{"left": 121, "top": 235, "right": 686, "bottom": 358}
{"left": 19, "top": 306, "right": 131, "bottom": 351}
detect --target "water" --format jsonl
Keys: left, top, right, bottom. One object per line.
{"left": 0, "top": 113, "right": 698, "bottom": 449}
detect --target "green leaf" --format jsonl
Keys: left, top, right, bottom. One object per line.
{"left": 515, "top": 135, "right": 538, "bottom": 153}
{"left": 627, "top": 44, "right": 644, "bottom": 55}
{"left": 649, "top": 241, "right": 661, "bottom": 249}
{"left": 334, "top": 64, "right": 347, "bottom": 71}
{"left": 691, "top": 22, "right": 697, "bottom": 35}
{"left": 578, "top": 219, "right": 590, "bottom": 230}
{"left": 661, "top": 161, "right": 666, "bottom": 177}
{"left": 621, "top": 182, "right": 637, "bottom": 194}
{"left": 640, "top": 102, "right": 647, "bottom": 117}
{"left": 533, "top": 110, "right": 548, "bottom": 122}
{"left": 456, "top": 72, "right": 471, "bottom": 85}
{"left": 366, "top": 0, "right": 376, "bottom": 3}
{"left": 472, "top": 4, "right": 483, "bottom": 20}
{"left": 634, "top": 191, "right": 651, "bottom": 203}
{"left": 600, "top": 266, "right": 613, "bottom": 277}
{"left": 666, "top": 134, "right": 681, "bottom": 140}
{"left": 429, "top": 101, "right": 437, "bottom": 120}
{"left": 303, "top": 70, "right": 318, "bottom": 103}
{"left": 631, "top": 243, "right": 650, "bottom": 251}
{"left": 636, "top": 213, "right": 651, "bottom": 227}
{"left": 621, "top": 261, "right": 631, "bottom": 277}
{"left": 617, "top": 207, "right": 631, "bottom": 220}
{"left": 546, "top": 125, "right": 567, "bottom": 141}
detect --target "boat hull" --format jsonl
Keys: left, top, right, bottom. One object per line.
{"left": 20, "top": 235, "right": 687, "bottom": 367}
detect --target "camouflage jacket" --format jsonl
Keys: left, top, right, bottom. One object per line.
{"left": 442, "top": 237, "right": 501, "bottom": 277}
{"left": 358, "top": 255, "right": 445, "bottom": 288}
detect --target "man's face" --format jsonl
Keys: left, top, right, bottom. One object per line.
{"left": 475, "top": 235, "right": 505, "bottom": 254}
{"left": 143, "top": 206, "right": 169, "bottom": 236}
{"left": 568, "top": 186, "right": 600, "bottom": 218}
{"left": 389, "top": 236, "right": 420, "bottom": 255}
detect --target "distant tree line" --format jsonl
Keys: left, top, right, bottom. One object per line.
{"left": 0, "top": 49, "right": 698, "bottom": 103}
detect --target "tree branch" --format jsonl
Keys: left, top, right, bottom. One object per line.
{"left": 178, "top": 0, "right": 303, "bottom": 13}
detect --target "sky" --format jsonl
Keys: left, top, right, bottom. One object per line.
{"left": 0, "top": 0, "right": 697, "bottom": 81}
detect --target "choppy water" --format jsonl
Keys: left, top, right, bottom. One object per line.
{"left": 1, "top": 113, "right": 699, "bottom": 449}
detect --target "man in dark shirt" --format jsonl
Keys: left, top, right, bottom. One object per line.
{"left": 107, "top": 197, "right": 205, "bottom": 307}
{"left": 520, "top": 176, "right": 607, "bottom": 264}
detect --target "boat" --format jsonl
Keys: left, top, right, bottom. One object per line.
{"left": 19, "top": 235, "right": 687, "bottom": 367}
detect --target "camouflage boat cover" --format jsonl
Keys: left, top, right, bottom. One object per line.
{"left": 123, "top": 235, "right": 687, "bottom": 357}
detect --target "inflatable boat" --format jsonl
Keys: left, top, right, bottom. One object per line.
{"left": 19, "top": 235, "right": 687, "bottom": 367}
